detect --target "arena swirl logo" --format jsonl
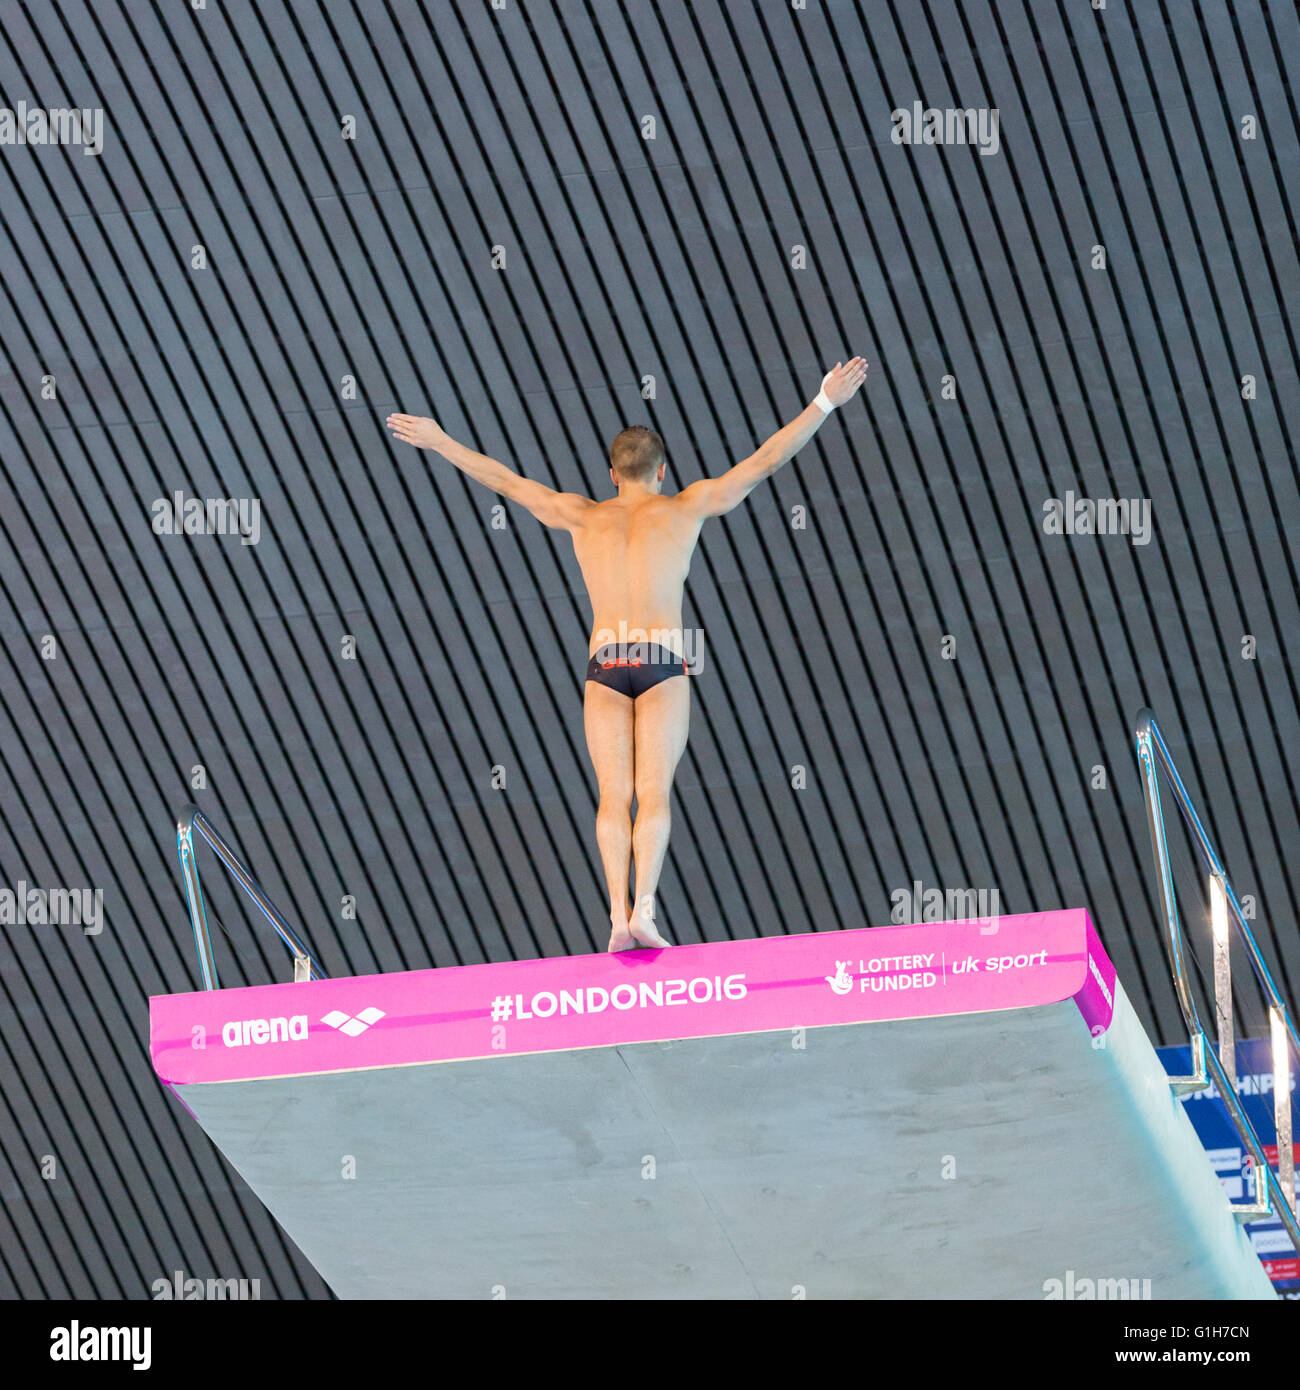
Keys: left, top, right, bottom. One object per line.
{"left": 321, "top": 1006, "right": 385, "bottom": 1036}
{"left": 219, "top": 1007, "right": 386, "bottom": 1045}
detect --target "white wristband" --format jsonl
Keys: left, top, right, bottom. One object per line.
{"left": 813, "top": 389, "right": 836, "bottom": 414}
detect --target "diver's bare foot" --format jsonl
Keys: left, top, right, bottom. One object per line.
{"left": 607, "top": 917, "right": 636, "bottom": 952}
{"left": 629, "top": 912, "right": 672, "bottom": 949}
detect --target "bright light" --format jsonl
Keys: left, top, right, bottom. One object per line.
{"left": 1210, "top": 874, "right": 1229, "bottom": 947}
{"left": 1274, "top": 1007, "right": 1291, "bottom": 1099}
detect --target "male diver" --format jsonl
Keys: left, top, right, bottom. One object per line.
{"left": 388, "top": 355, "right": 868, "bottom": 952}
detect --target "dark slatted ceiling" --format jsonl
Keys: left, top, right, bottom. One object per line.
{"left": 0, "top": 0, "right": 1297, "bottom": 1298}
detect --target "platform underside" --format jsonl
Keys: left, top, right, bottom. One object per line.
{"left": 179, "top": 981, "right": 1272, "bottom": 1299}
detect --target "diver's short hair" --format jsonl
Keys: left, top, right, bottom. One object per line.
{"left": 609, "top": 425, "right": 665, "bottom": 482}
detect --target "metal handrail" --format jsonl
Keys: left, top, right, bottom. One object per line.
{"left": 176, "top": 804, "right": 326, "bottom": 990}
{"left": 1134, "top": 709, "right": 1298, "bottom": 1254}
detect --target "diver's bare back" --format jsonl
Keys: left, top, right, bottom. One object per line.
{"left": 387, "top": 355, "right": 868, "bottom": 953}
{"left": 571, "top": 491, "right": 701, "bottom": 654}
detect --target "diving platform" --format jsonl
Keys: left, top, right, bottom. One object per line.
{"left": 149, "top": 908, "right": 1275, "bottom": 1299}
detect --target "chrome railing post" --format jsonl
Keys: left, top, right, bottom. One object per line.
{"left": 1210, "top": 874, "right": 1236, "bottom": 1090}
{"left": 174, "top": 803, "right": 325, "bottom": 990}
{"left": 1275, "top": 1008, "right": 1296, "bottom": 1212}
{"left": 1134, "top": 712, "right": 1208, "bottom": 1094}
{"left": 177, "top": 808, "right": 219, "bottom": 991}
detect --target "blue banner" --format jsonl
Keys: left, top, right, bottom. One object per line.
{"left": 1158, "top": 1038, "right": 1298, "bottom": 1297}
